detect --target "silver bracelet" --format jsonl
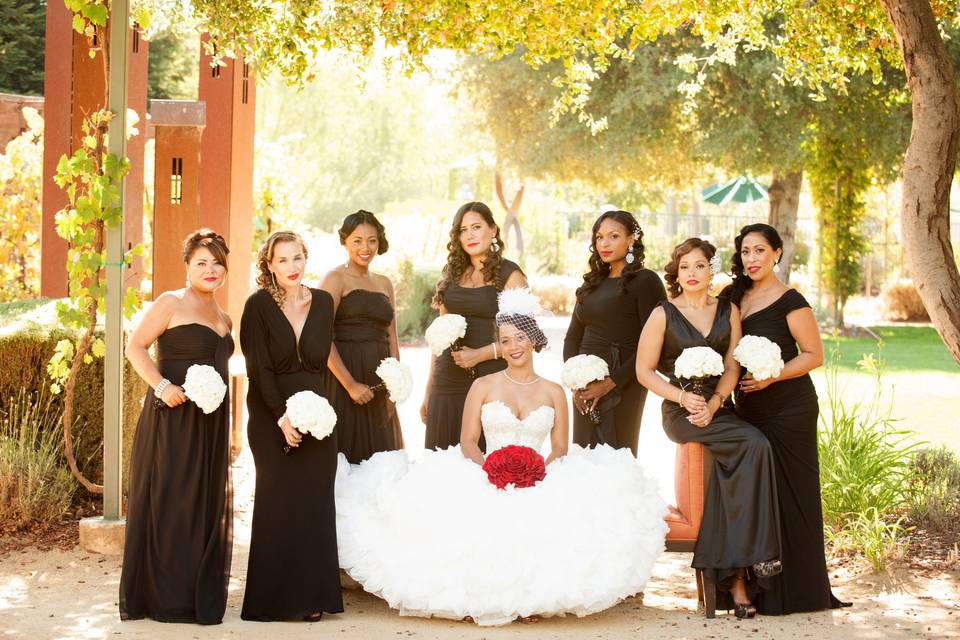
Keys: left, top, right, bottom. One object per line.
{"left": 154, "top": 378, "right": 171, "bottom": 398}
{"left": 492, "top": 341, "right": 498, "bottom": 360}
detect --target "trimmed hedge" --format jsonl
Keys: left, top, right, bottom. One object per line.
{"left": 0, "top": 325, "right": 147, "bottom": 491}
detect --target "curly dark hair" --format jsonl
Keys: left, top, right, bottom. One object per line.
{"left": 255, "top": 230, "right": 308, "bottom": 308}
{"left": 575, "top": 210, "right": 646, "bottom": 302}
{"left": 338, "top": 210, "right": 389, "bottom": 255}
{"left": 432, "top": 202, "right": 505, "bottom": 308}
{"left": 663, "top": 237, "right": 717, "bottom": 298}
{"left": 182, "top": 228, "right": 229, "bottom": 268}
{"left": 720, "top": 223, "right": 784, "bottom": 306}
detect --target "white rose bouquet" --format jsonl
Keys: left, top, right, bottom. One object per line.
{"left": 674, "top": 346, "right": 725, "bottom": 397}
{"left": 425, "top": 313, "right": 467, "bottom": 356}
{"left": 371, "top": 357, "right": 413, "bottom": 404}
{"left": 284, "top": 391, "right": 337, "bottom": 450}
{"left": 733, "top": 335, "right": 784, "bottom": 382}
{"left": 181, "top": 364, "right": 227, "bottom": 414}
{"left": 560, "top": 354, "right": 610, "bottom": 424}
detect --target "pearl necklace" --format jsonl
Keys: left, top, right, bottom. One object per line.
{"left": 503, "top": 371, "right": 540, "bottom": 385}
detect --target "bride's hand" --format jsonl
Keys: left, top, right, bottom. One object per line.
{"left": 451, "top": 347, "right": 483, "bottom": 369}
{"left": 279, "top": 415, "right": 302, "bottom": 448}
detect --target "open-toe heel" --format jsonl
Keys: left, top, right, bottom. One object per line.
{"left": 303, "top": 612, "right": 324, "bottom": 622}
{"left": 733, "top": 603, "right": 756, "bottom": 620}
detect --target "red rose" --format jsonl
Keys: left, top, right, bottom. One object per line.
{"left": 482, "top": 445, "right": 547, "bottom": 490}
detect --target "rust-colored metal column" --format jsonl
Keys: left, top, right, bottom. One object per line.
{"left": 198, "top": 34, "right": 256, "bottom": 327}
{"left": 150, "top": 100, "right": 205, "bottom": 297}
{"left": 40, "top": 10, "right": 148, "bottom": 297}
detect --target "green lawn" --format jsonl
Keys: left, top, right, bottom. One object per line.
{"left": 0, "top": 297, "right": 52, "bottom": 327}
{"left": 817, "top": 325, "right": 959, "bottom": 454}
{"left": 824, "top": 325, "right": 958, "bottom": 374}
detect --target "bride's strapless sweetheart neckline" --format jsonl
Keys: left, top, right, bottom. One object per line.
{"left": 481, "top": 400, "right": 554, "bottom": 424}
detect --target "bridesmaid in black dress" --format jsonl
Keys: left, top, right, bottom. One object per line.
{"left": 563, "top": 210, "right": 666, "bottom": 455}
{"left": 120, "top": 229, "right": 233, "bottom": 624}
{"left": 419, "top": 202, "right": 527, "bottom": 450}
{"left": 636, "top": 237, "right": 781, "bottom": 619}
{"left": 240, "top": 231, "right": 343, "bottom": 621}
{"left": 322, "top": 210, "right": 404, "bottom": 464}
{"left": 723, "top": 223, "right": 848, "bottom": 615}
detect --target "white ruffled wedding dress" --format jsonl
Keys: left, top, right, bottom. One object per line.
{"left": 335, "top": 400, "right": 668, "bottom": 625}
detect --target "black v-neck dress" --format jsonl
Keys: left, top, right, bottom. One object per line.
{"left": 734, "top": 289, "right": 845, "bottom": 614}
{"left": 239, "top": 288, "right": 344, "bottom": 620}
{"left": 656, "top": 298, "right": 781, "bottom": 599}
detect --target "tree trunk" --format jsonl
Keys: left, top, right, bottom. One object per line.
{"left": 495, "top": 169, "right": 525, "bottom": 259}
{"left": 767, "top": 169, "right": 803, "bottom": 284}
{"left": 880, "top": 0, "right": 960, "bottom": 365}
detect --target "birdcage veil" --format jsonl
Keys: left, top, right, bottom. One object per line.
{"left": 496, "top": 288, "right": 548, "bottom": 351}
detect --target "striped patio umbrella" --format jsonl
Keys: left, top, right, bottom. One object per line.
{"left": 701, "top": 176, "right": 769, "bottom": 205}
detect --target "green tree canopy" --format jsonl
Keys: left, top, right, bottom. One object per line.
{"left": 0, "top": 0, "right": 45, "bottom": 96}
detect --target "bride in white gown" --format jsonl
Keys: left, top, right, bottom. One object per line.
{"left": 335, "top": 290, "right": 668, "bottom": 625}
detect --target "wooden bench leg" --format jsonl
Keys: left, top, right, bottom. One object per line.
{"left": 697, "top": 569, "right": 716, "bottom": 618}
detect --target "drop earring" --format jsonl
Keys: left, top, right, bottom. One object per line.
{"left": 271, "top": 272, "right": 278, "bottom": 289}
{"left": 491, "top": 237, "right": 500, "bottom": 253}
{"left": 773, "top": 263, "right": 781, "bottom": 274}
{"left": 625, "top": 246, "right": 635, "bottom": 264}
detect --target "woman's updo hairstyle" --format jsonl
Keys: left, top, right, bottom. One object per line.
{"left": 338, "top": 210, "right": 389, "bottom": 255}
{"left": 182, "top": 228, "right": 229, "bottom": 268}
{"left": 663, "top": 237, "right": 717, "bottom": 298}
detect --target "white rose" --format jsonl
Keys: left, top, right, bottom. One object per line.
{"left": 560, "top": 354, "right": 610, "bottom": 390}
{"left": 181, "top": 364, "right": 227, "bottom": 414}
{"left": 674, "top": 346, "right": 725, "bottom": 379}
{"left": 733, "top": 335, "right": 784, "bottom": 381}
{"left": 285, "top": 390, "right": 337, "bottom": 440}
{"left": 375, "top": 357, "right": 413, "bottom": 404}
{"left": 425, "top": 314, "right": 468, "bottom": 356}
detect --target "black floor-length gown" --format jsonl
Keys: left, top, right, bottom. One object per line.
{"left": 734, "top": 289, "right": 845, "bottom": 615}
{"left": 120, "top": 324, "right": 233, "bottom": 625}
{"left": 563, "top": 270, "right": 666, "bottom": 455}
{"left": 424, "top": 260, "right": 522, "bottom": 451}
{"left": 656, "top": 298, "right": 781, "bottom": 597}
{"left": 240, "top": 288, "right": 344, "bottom": 621}
{"left": 328, "top": 289, "right": 403, "bottom": 464}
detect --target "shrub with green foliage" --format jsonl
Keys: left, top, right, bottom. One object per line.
{"left": 0, "top": 389, "right": 76, "bottom": 528}
{"left": 906, "top": 446, "right": 960, "bottom": 540}
{"left": 0, "top": 310, "right": 147, "bottom": 491}
{"left": 818, "top": 348, "right": 917, "bottom": 570}
{"left": 393, "top": 260, "right": 440, "bottom": 340}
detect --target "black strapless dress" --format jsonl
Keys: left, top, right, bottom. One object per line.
{"left": 120, "top": 323, "right": 233, "bottom": 625}
{"left": 656, "top": 299, "right": 781, "bottom": 601}
{"left": 424, "top": 259, "right": 522, "bottom": 451}
{"left": 327, "top": 289, "right": 403, "bottom": 464}
{"left": 735, "top": 289, "right": 846, "bottom": 614}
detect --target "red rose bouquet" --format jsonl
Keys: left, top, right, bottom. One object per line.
{"left": 482, "top": 445, "right": 547, "bottom": 489}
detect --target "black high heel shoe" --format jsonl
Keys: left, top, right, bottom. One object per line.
{"left": 733, "top": 602, "right": 757, "bottom": 620}
{"left": 303, "top": 612, "right": 323, "bottom": 622}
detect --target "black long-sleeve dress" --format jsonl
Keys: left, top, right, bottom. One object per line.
{"left": 563, "top": 270, "right": 666, "bottom": 455}
{"left": 424, "top": 259, "right": 522, "bottom": 451}
{"left": 734, "top": 289, "right": 845, "bottom": 615}
{"left": 656, "top": 298, "right": 781, "bottom": 599}
{"left": 327, "top": 289, "right": 404, "bottom": 464}
{"left": 240, "top": 288, "right": 344, "bottom": 621}
{"left": 120, "top": 323, "right": 233, "bottom": 625}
